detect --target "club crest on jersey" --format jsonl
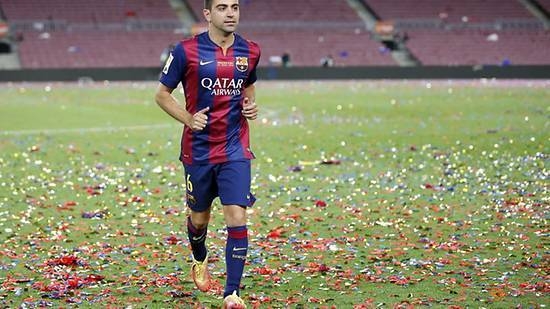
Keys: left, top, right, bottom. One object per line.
{"left": 235, "top": 57, "right": 248, "bottom": 72}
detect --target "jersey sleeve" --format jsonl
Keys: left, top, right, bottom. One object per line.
{"left": 245, "top": 46, "right": 261, "bottom": 86}
{"left": 159, "top": 43, "right": 185, "bottom": 89}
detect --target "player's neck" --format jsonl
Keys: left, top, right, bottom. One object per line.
{"left": 208, "top": 29, "right": 235, "bottom": 55}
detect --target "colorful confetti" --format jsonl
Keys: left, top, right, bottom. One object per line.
{"left": 0, "top": 80, "right": 548, "bottom": 307}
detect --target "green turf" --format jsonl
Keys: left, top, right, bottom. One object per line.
{"left": 0, "top": 80, "right": 548, "bottom": 308}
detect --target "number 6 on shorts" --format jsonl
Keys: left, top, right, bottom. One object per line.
{"left": 186, "top": 174, "right": 193, "bottom": 192}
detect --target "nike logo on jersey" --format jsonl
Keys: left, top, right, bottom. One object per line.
{"left": 199, "top": 60, "right": 214, "bottom": 66}
{"left": 233, "top": 247, "right": 247, "bottom": 252}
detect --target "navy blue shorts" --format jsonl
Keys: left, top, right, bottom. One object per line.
{"left": 183, "top": 160, "right": 256, "bottom": 212}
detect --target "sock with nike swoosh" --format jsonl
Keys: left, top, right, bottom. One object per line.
{"left": 224, "top": 225, "right": 248, "bottom": 297}
{"left": 187, "top": 217, "right": 207, "bottom": 262}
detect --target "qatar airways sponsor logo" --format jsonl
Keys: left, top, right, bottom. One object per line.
{"left": 201, "top": 77, "right": 244, "bottom": 96}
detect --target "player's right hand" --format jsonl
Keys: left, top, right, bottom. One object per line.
{"left": 190, "top": 107, "right": 209, "bottom": 131}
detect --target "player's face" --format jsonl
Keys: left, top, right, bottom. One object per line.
{"left": 204, "top": 0, "right": 240, "bottom": 34}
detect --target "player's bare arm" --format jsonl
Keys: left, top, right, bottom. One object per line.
{"left": 242, "top": 84, "right": 258, "bottom": 120}
{"left": 155, "top": 83, "right": 209, "bottom": 131}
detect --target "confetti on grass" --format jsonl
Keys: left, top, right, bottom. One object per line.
{"left": 0, "top": 81, "right": 548, "bottom": 307}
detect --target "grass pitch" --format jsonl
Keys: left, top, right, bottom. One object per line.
{"left": 0, "top": 80, "right": 548, "bottom": 308}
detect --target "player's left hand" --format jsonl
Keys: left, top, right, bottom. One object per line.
{"left": 242, "top": 97, "right": 258, "bottom": 120}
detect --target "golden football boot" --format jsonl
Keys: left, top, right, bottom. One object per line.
{"left": 222, "top": 291, "right": 246, "bottom": 309}
{"left": 191, "top": 255, "right": 210, "bottom": 292}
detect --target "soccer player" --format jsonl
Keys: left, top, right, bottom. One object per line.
{"left": 154, "top": 0, "right": 260, "bottom": 307}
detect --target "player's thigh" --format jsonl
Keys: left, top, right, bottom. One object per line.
{"left": 183, "top": 163, "right": 217, "bottom": 212}
{"left": 216, "top": 160, "right": 253, "bottom": 207}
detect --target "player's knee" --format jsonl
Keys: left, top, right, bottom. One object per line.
{"left": 192, "top": 221, "right": 208, "bottom": 230}
{"left": 224, "top": 205, "right": 247, "bottom": 227}
{"left": 190, "top": 211, "right": 210, "bottom": 229}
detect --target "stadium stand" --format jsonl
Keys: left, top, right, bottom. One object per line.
{"left": 187, "top": 0, "right": 360, "bottom": 22}
{"left": 405, "top": 29, "right": 550, "bottom": 66}
{"left": 365, "top": 0, "right": 550, "bottom": 65}
{"left": 365, "top": 0, "right": 535, "bottom": 23}
{"left": 0, "top": 0, "right": 549, "bottom": 68}
{"left": 241, "top": 28, "right": 394, "bottom": 67}
{"left": 17, "top": 30, "right": 183, "bottom": 68}
{"left": 0, "top": 0, "right": 182, "bottom": 68}
{"left": 185, "top": 0, "right": 393, "bottom": 66}
{"left": 0, "top": 0, "right": 179, "bottom": 23}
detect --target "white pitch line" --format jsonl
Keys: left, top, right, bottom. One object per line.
{"left": 1, "top": 123, "right": 179, "bottom": 136}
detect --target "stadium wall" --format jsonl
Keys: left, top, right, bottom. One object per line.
{"left": 0, "top": 66, "right": 549, "bottom": 82}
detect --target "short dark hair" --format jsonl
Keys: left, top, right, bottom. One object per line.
{"left": 204, "top": 0, "right": 213, "bottom": 10}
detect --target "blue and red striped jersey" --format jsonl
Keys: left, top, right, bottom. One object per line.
{"left": 160, "top": 32, "right": 261, "bottom": 165}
